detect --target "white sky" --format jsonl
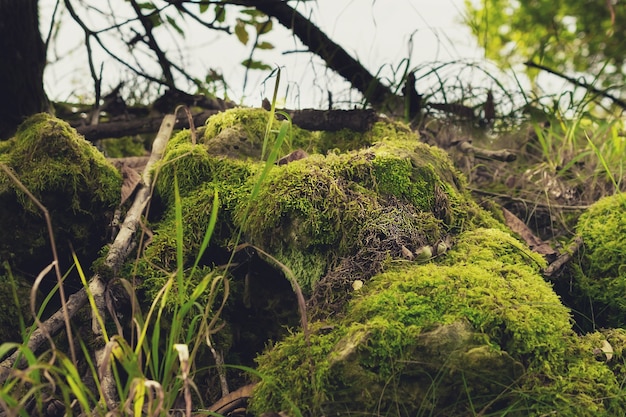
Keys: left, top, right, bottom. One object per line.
{"left": 40, "top": 0, "right": 506, "bottom": 109}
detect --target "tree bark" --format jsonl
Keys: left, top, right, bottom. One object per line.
{"left": 0, "top": 0, "right": 50, "bottom": 140}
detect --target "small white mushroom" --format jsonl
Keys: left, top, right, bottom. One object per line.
{"left": 593, "top": 340, "right": 613, "bottom": 362}
{"left": 415, "top": 245, "right": 433, "bottom": 262}
{"left": 401, "top": 245, "right": 414, "bottom": 260}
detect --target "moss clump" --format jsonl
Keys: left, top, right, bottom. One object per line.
{"left": 251, "top": 228, "right": 624, "bottom": 416}
{"left": 235, "top": 142, "right": 468, "bottom": 290}
{"left": 236, "top": 153, "right": 379, "bottom": 251}
{"left": 204, "top": 108, "right": 318, "bottom": 160}
{"left": 154, "top": 131, "right": 256, "bottom": 208}
{"left": 139, "top": 110, "right": 521, "bottom": 412}
{"left": 571, "top": 193, "right": 626, "bottom": 328}
{"left": 0, "top": 113, "right": 121, "bottom": 277}
{"left": 517, "top": 328, "right": 626, "bottom": 416}
{"left": 149, "top": 110, "right": 495, "bottom": 295}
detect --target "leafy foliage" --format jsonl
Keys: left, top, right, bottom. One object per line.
{"left": 464, "top": 0, "right": 626, "bottom": 90}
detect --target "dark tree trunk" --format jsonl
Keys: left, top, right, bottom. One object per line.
{"left": 0, "top": 0, "right": 49, "bottom": 140}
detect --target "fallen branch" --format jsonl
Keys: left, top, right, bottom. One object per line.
{"left": 544, "top": 236, "right": 583, "bottom": 278}
{"left": 456, "top": 139, "right": 517, "bottom": 162}
{"left": 75, "top": 107, "right": 380, "bottom": 141}
{"left": 95, "top": 113, "right": 174, "bottom": 407}
{"left": 75, "top": 109, "right": 220, "bottom": 141}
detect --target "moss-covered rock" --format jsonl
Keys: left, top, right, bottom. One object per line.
{"left": 0, "top": 113, "right": 121, "bottom": 281}
{"left": 251, "top": 228, "right": 626, "bottom": 416}
{"left": 570, "top": 193, "right": 626, "bottom": 328}
{"left": 134, "top": 108, "right": 626, "bottom": 415}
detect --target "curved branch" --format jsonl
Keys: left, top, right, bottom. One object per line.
{"left": 525, "top": 60, "right": 626, "bottom": 110}
{"left": 64, "top": 0, "right": 167, "bottom": 86}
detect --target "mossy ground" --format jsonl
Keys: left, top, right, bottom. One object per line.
{"left": 6, "top": 109, "right": 622, "bottom": 415}
{"left": 132, "top": 108, "right": 626, "bottom": 415}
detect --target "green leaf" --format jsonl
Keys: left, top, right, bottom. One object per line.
{"left": 148, "top": 12, "right": 162, "bottom": 28}
{"left": 241, "top": 59, "right": 272, "bottom": 71}
{"left": 240, "top": 8, "right": 265, "bottom": 18}
{"left": 166, "top": 15, "right": 184, "bottom": 37}
{"left": 256, "top": 41, "right": 274, "bottom": 50}
{"left": 215, "top": 5, "right": 226, "bottom": 23}
{"left": 138, "top": 1, "right": 156, "bottom": 10}
{"left": 235, "top": 19, "right": 249, "bottom": 45}
{"left": 256, "top": 19, "right": 273, "bottom": 35}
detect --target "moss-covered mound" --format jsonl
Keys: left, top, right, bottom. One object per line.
{"left": 572, "top": 193, "right": 626, "bottom": 328}
{"left": 0, "top": 113, "right": 121, "bottom": 279}
{"left": 251, "top": 228, "right": 626, "bottom": 416}
{"left": 143, "top": 108, "right": 494, "bottom": 297}
{"left": 134, "top": 108, "right": 500, "bottom": 396}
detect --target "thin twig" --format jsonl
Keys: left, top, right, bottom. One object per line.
{"left": 544, "top": 236, "right": 583, "bottom": 278}
{"left": 525, "top": 60, "right": 626, "bottom": 109}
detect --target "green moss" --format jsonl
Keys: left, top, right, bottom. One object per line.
{"left": 139, "top": 112, "right": 524, "bottom": 414}
{"left": 0, "top": 113, "right": 121, "bottom": 275}
{"left": 154, "top": 135, "right": 256, "bottom": 207}
{"left": 153, "top": 111, "right": 487, "bottom": 295}
{"left": 442, "top": 227, "right": 547, "bottom": 270}
{"left": 251, "top": 228, "right": 587, "bottom": 416}
{"left": 571, "top": 193, "right": 626, "bottom": 328}
{"left": 237, "top": 154, "right": 378, "bottom": 250}
{"left": 272, "top": 246, "right": 329, "bottom": 291}
{"left": 519, "top": 329, "right": 626, "bottom": 416}
{"left": 143, "top": 180, "right": 246, "bottom": 272}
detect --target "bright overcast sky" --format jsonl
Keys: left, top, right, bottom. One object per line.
{"left": 40, "top": 0, "right": 495, "bottom": 109}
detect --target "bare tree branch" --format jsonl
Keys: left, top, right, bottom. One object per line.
{"left": 128, "top": 0, "right": 176, "bottom": 88}
{"left": 232, "top": 0, "right": 400, "bottom": 110}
